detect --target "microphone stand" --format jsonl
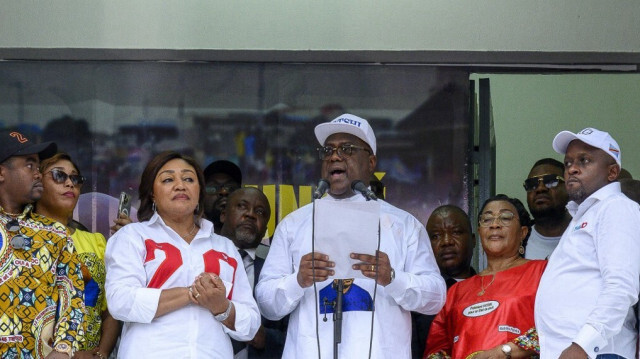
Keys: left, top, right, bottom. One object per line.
{"left": 333, "top": 279, "right": 344, "bottom": 358}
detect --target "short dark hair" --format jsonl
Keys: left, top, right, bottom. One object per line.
{"left": 478, "top": 194, "right": 533, "bottom": 256}
{"left": 138, "top": 151, "right": 205, "bottom": 222}
{"left": 429, "top": 205, "right": 472, "bottom": 233}
{"left": 39, "top": 152, "right": 80, "bottom": 176}
{"left": 531, "top": 158, "right": 564, "bottom": 173}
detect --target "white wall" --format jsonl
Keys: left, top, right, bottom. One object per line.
{"left": 1, "top": 1, "right": 639, "bottom": 52}
{"left": 478, "top": 73, "right": 640, "bottom": 206}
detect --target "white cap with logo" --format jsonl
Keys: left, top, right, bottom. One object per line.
{"left": 552, "top": 127, "right": 621, "bottom": 167}
{"left": 314, "top": 114, "right": 377, "bottom": 154}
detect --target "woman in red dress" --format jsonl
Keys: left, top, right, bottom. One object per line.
{"left": 425, "top": 194, "right": 545, "bottom": 359}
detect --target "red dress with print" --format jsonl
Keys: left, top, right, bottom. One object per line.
{"left": 425, "top": 260, "right": 547, "bottom": 359}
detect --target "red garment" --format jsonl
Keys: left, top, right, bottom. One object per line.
{"left": 424, "top": 260, "right": 547, "bottom": 359}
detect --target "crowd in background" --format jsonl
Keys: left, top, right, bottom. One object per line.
{"left": 1, "top": 115, "right": 640, "bottom": 359}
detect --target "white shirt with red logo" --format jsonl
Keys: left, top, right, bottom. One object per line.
{"left": 105, "top": 213, "right": 260, "bottom": 358}
{"left": 535, "top": 182, "right": 640, "bottom": 359}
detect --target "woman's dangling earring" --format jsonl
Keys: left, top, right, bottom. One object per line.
{"left": 152, "top": 202, "right": 157, "bottom": 212}
{"left": 519, "top": 244, "right": 525, "bottom": 255}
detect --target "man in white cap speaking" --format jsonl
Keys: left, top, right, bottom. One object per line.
{"left": 255, "top": 114, "right": 446, "bottom": 358}
{"left": 535, "top": 127, "right": 640, "bottom": 359}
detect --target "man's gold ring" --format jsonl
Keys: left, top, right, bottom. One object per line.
{"left": 370, "top": 265, "right": 375, "bottom": 271}
{"left": 195, "top": 292, "right": 200, "bottom": 299}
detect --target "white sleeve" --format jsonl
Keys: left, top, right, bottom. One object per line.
{"left": 104, "top": 226, "right": 161, "bottom": 323}
{"left": 255, "top": 217, "right": 306, "bottom": 320}
{"left": 384, "top": 217, "right": 447, "bottom": 315}
{"left": 224, "top": 249, "right": 261, "bottom": 341}
{"left": 574, "top": 198, "right": 640, "bottom": 357}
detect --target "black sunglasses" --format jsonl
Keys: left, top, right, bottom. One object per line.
{"left": 523, "top": 174, "right": 565, "bottom": 192}
{"left": 205, "top": 184, "right": 240, "bottom": 195}
{"left": 6, "top": 219, "right": 31, "bottom": 250}
{"left": 47, "top": 169, "right": 86, "bottom": 186}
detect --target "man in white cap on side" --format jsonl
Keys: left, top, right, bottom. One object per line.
{"left": 255, "top": 114, "right": 446, "bottom": 358}
{"left": 535, "top": 127, "right": 640, "bottom": 359}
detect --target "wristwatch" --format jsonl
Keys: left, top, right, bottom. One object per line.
{"left": 53, "top": 343, "right": 72, "bottom": 357}
{"left": 214, "top": 300, "right": 233, "bottom": 322}
{"left": 501, "top": 344, "right": 512, "bottom": 358}
{"left": 389, "top": 268, "right": 395, "bottom": 283}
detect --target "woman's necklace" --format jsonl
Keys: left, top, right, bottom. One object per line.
{"left": 477, "top": 273, "right": 496, "bottom": 296}
{"left": 180, "top": 223, "right": 198, "bottom": 240}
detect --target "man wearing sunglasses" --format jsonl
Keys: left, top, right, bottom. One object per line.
{"left": 522, "top": 158, "right": 572, "bottom": 260}
{"left": 256, "top": 114, "right": 446, "bottom": 359}
{"left": 203, "top": 160, "right": 242, "bottom": 234}
{"left": 535, "top": 128, "right": 640, "bottom": 359}
{"left": 0, "top": 130, "right": 85, "bottom": 358}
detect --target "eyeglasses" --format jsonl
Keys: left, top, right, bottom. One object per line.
{"left": 6, "top": 219, "right": 31, "bottom": 250}
{"left": 316, "top": 145, "right": 372, "bottom": 160}
{"left": 205, "top": 184, "right": 240, "bottom": 195}
{"left": 479, "top": 212, "right": 516, "bottom": 227}
{"left": 47, "top": 169, "right": 86, "bottom": 186}
{"left": 523, "top": 174, "right": 564, "bottom": 192}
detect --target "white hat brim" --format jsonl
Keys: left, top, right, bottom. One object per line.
{"left": 552, "top": 131, "right": 580, "bottom": 155}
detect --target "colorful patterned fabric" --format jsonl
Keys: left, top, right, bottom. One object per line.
{"left": 0, "top": 205, "right": 85, "bottom": 358}
{"left": 71, "top": 230, "right": 106, "bottom": 351}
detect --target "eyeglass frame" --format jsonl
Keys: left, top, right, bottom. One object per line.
{"left": 522, "top": 174, "right": 565, "bottom": 192}
{"left": 316, "top": 144, "right": 373, "bottom": 161}
{"left": 478, "top": 211, "right": 517, "bottom": 227}
{"left": 46, "top": 169, "right": 86, "bottom": 186}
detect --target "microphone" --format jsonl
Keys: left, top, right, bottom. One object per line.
{"left": 351, "top": 180, "right": 378, "bottom": 201}
{"left": 313, "top": 179, "right": 330, "bottom": 199}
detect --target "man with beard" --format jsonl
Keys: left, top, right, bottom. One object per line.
{"left": 411, "top": 205, "right": 476, "bottom": 358}
{"left": 0, "top": 130, "right": 84, "bottom": 358}
{"left": 522, "top": 158, "right": 572, "bottom": 259}
{"left": 204, "top": 160, "right": 242, "bottom": 234}
{"left": 220, "top": 187, "right": 286, "bottom": 358}
{"left": 535, "top": 128, "right": 640, "bottom": 359}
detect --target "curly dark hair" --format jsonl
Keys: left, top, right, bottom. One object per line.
{"left": 137, "top": 151, "right": 205, "bottom": 222}
{"left": 478, "top": 194, "right": 533, "bottom": 257}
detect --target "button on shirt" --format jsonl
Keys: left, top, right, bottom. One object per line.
{"left": 535, "top": 182, "right": 640, "bottom": 359}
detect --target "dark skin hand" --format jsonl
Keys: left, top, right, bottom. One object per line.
{"left": 248, "top": 325, "right": 266, "bottom": 349}
{"left": 297, "top": 252, "right": 335, "bottom": 288}
{"left": 350, "top": 250, "right": 393, "bottom": 286}
{"left": 110, "top": 213, "right": 132, "bottom": 234}
{"left": 189, "top": 273, "right": 236, "bottom": 330}
{"left": 558, "top": 343, "right": 588, "bottom": 359}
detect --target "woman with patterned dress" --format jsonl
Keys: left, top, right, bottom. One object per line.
{"left": 35, "top": 153, "right": 119, "bottom": 359}
{"left": 425, "top": 195, "right": 546, "bottom": 359}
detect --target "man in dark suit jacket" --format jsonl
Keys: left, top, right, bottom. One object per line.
{"left": 220, "top": 187, "right": 287, "bottom": 358}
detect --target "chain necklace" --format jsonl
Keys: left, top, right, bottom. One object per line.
{"left": 0, "top": 206, "right": 23, "bottom": 217}
{"left": 180, "top": 223, "right": 198, "bottom": 240}
{"left": 477, "top": 274, "right": 496, "bottom": 296}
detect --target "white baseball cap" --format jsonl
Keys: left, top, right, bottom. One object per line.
{"left": 314, "top": 114, "right": 377, "bottom": 154}
{"left": 552, "top": 127, "right": 621, "bottom": 167}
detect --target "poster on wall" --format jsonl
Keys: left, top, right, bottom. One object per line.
{"left": 0, "top": 62, "right": 470, "bottom": 239}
